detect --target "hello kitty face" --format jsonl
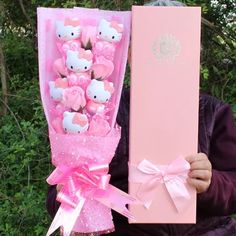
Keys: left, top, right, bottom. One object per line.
{"left": 56, "top": 19, "right": 81, "bottom": 41}
{"left": 63, "top": 111, "right": 89, "bottom": 134}
{"left": 86, "top": 79, "right": 114, "bottom": 104}
{"left": 66, "top": 49, "right": 93, "bottom": 73}
{"left": 98, "top": 19, "right": 123, "bottom": 43}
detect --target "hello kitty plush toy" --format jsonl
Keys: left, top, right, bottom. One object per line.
{"left": 49, "top": 77, "right": 68, "bottom": 101}
{"left": 94, "top": 19, "right": 123, "bottom": 61}
{"left": 56, "top": 18, "right": 81, "bottom": 54}
{"left": 66, "top": 49, "right": 93, "bottom": 73}
{"left": 63, "top": 111, "right": 89, "bottom": 134}
{"left": 86, "top": 79, "right": 114, "bottom": 114}
{"left": 97, "top": 19, "right": 123, "bottom": 43}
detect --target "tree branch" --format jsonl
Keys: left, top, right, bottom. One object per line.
{"left": 201, "top": 17, "right": 235, "bottom": 50}
{"left": 18, "top": 0, "right": 36, "bottom": 33}
{"left": 5, "top": 93, "right": 32, "bottom": 101}
{"left": 0, "top": 42, "right": 7, "bottom": 115}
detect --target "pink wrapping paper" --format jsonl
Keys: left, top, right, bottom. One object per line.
{"left": 37, "top": 7, "right": 132, "bottom": 235}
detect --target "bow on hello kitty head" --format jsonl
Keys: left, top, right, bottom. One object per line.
{"left": 103, "top": 80, "right": 115, "bottom": 94}
{"left": 54, "top": 78, "right": 68, "bottom": 88}
{"left": 110, "top": 21, "right": 124, "bottom": 33}
{"left": 78, "top": 48, "right": 93, "bottom": 60}
{"left": 64, "top": 18, "right": 80, "bottom": 27}
{"left": 72, "top": 113, "right": 88, "bottom": 127}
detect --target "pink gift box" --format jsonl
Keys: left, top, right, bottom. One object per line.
{"left": 129, "top": 6, "right": 201, "bottom": 223}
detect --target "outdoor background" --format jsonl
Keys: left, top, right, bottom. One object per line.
{"left": 0, "top": 0, "right": 235, "bottom": 235}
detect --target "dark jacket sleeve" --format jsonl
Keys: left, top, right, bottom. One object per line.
{"left": 198, "top": 104, "right": 236, "bottom": 216}
{"left": 46, "top": 185, "right": 60, "bottom": 218}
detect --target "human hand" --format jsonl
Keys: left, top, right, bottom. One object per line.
{"left": 186, "top": 153, "right": 212, "bottom": 194}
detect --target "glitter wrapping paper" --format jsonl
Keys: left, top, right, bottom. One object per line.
{"left": 37, "top": 7, "right": 131, "bottom": 235}
{"left": 50, "top": 128, "right": 121, "bottom": 168}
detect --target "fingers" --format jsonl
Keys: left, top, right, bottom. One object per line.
{"left": 187, "top": 177, "right": 210, "bottom": 194}
{"left": 188, "top": 169, "right": 211, "bottom": 181}
{"left": 186, "top": 153, "right": 208, "bottom": 163}
{"left": 186, "top": 153, "right": 212, "bottom": 171}
{"left": 190, "top": 160, "right": 212, "bottom": 171}
{"left": 186, "top": 153, "right": 212, "bottom": 194}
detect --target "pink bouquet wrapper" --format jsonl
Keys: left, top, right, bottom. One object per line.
{"left": 37, "top": 7, "right": 134, "bottom": 236}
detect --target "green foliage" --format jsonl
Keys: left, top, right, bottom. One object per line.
{"left": 0, "top": 0, "right": 235, "bottom": 235}
{"left": 0, "top": 79, "right": 51, "bottom": 235}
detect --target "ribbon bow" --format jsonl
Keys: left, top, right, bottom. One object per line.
{"left": 129, "top": 157, "right": 191, "bottom": 212}
{"left": 46, "top": 163, "right": 136, "bottom": 236}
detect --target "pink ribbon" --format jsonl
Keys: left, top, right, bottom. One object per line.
{"left": 46, "top": 163, "right": 136, "bottom": 236}
{"left": 129, "top": 157, "right": 191, "bottom": 212}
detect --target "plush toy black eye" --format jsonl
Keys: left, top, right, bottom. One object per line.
{"left": 78, "top": 131, "right": 80, "bottom": 133}
{"left": 106, "top": 99, "right": 108, "bottom": 101}
{"left": 99, "top": 32, "right": 102, "bottom": 35}
{"left": 84, "top": 66, "right": 87, "bottom": 70}
{"left": 71, "top": 32, "right": 74, "bottom": 36}
{"left": 70, "top": 66, "right": 73, "bottom": 69}
{"left": 58, "top": 34, "right": 61, "bottom": 37}
{"left": 112, "top": 36, "right": 115, "bottom": 39}
{"left": 94, "top": 95, "right": 97, "bottom": 99}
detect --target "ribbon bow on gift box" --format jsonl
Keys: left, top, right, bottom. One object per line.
{"left": 129, "top": 157, "right": 192, "bottom": 212}
{"left": 46, "top": 163, "right": 136, "bottom": 236}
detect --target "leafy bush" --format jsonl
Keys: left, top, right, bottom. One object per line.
{"left": 0, "top": 79, "right": 52, "bottom": 235}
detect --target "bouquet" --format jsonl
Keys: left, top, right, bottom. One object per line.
{"left": 37, "top": 7, "right": 135, "bottom": 236}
